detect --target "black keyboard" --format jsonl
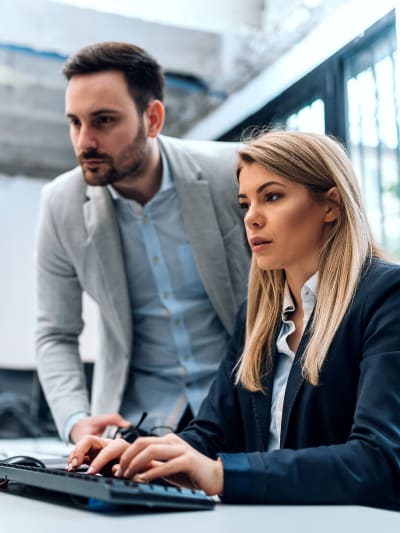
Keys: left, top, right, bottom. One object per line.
{"left": 0, "top": 463, "right": 215, "bottom": 511}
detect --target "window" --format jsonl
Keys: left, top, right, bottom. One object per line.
{"left": 284, "top": 98, "right": 325, "bottom": 134}
{"left": 221, "top": 11, "right": 399, "bottom": 259}
{"left": 345, "top": 25, "right": 399, "bottom": 256}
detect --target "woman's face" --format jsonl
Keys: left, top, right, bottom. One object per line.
{"left": 238, "top": 162, "right": 336, "bottom": 281}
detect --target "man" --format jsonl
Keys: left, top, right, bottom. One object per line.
{"left": 36, "top": 42, "right": 249, "bottom": 444}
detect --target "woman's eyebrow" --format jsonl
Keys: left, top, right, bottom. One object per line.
{"left": 238, "top": 180, "right": 286, "bottom": 199}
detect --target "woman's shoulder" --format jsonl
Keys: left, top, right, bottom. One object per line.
{"left": 357, "top": 257, "right": 400, "bottom": 301}
{"left": 361, "top": 257, "right": 400, "bottom": 283}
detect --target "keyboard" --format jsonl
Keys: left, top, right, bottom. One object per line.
{"left": 0, "top": 463, "right": 215, "bottom": 511}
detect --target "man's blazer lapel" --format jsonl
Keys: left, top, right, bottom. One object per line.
{"left": 176, "top": 179, "right": 237, "bottom": 333}
{"left": 162, "top": 138, "right": 237, "bottom": 334}
{"left": 83, "top": 186, "right": 132, "bottom": 354}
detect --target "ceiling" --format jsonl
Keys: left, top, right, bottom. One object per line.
{"left": 0, "top": 0, "right": 368, "bottom": 177}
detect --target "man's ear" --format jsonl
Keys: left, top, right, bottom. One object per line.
{"left": 324, "top": 187, "right": 342, "bottom": 223}
{"left": 144, "top": 100, "right": 165, "bottom": 137}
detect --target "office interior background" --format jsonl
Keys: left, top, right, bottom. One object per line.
{"left": 0, "top": 0, "right": 399, "bottom": 437}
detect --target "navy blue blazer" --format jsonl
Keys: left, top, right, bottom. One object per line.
{"left": 180, "top": 259, "right": 400, "bottom": 508}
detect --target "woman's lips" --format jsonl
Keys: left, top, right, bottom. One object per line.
{"left": 249, "top": 237, "right": 272, "bottom": 251}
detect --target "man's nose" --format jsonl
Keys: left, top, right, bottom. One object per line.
{"left": 75, "top": 125, "right": 98, "bottom": 152}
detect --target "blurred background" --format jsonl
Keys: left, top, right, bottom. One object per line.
{"left": 0, "top": 0, "right": 398, "bottom": 436}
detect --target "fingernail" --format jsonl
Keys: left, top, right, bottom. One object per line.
{"left": 114, "top": 466, "right": 122, "bottom": 478}
{"left": 66, "top": 463, "right": 72, "bottom": 471}
{"left": 87, "top": 466, "right": 95, "bottom": 475}
{"left": 71, "top": 457, "right": 78, "bottom": 467}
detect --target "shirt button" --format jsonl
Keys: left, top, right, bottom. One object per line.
{"left": 175, "top": 319, "right": 181, "bottom": 326}
{"left": 153, "top": 256, "right": 159, "bottom": 265}
{"left": 163, "top": 291, "right": 169, "bottom": 299}
{"left": 183, "top": 354, "right": 189, "bottom": 361}
{"left": 142, "top": 215, "right": 148, "bottom": 224}
{"left": 162, "top": 307, "right": 170, "bottom": 317}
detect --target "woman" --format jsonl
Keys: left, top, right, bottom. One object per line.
{"left": 67, "top": 131, "right": 400, "bottom": 508}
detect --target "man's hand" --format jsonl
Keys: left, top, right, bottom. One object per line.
{"left": 69, "top": 413, "right": 130, "bottom": 443}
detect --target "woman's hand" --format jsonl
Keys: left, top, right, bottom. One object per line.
{"left": 66, "top": 435, "right": 130, "bottom": 474}
{"left": 115, "top": 433, "right": 224, "bottom": 496}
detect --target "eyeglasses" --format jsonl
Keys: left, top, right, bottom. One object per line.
{"left": 109, "top": 412, "right": 174, "bottom": 443}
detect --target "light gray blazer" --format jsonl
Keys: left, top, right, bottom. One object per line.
{"left": 35, "top": 135, "right": 250, "bottom": 436}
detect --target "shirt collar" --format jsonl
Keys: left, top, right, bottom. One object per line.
{"left": 282, "top": 271, "right": 319, "bottom": 318}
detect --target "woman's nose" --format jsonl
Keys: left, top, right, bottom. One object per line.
{"left": 244, "top": 207, "right": 265, "bottom": 229}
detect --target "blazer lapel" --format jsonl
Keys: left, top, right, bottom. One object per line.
{"left": 279, "top": 327, "right": 311, "bottom": 446}
{"left": 176, "top": 179, "right": 237, "bottom": 333}
{"left": 160, "top": 137, "right": 237, "bottom": 333}
{"left": 250, "top": 352, "right": 276, "bottom": 448}
{"left": 83, "top": 186, "right": 132, "bottom": 354}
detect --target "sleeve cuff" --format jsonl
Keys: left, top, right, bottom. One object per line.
{"left": 63, "top": 412, "right": 89, "bottom": 442}
{"left": 218, "top": 453, "right": 253, "bottom": 503}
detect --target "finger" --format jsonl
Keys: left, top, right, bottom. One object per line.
{"left": 66, "top": 435, "right": 107, "bottom": 470}
{"left": 93, "top": 413, "right": 130, "bottom": 429}
{"left": 118, "top": 433, "right": 183, "bottom": 471}
{"left": 118, "top": 436, "right": 162, "bottom": 472}
{"left": 133, "top": 455, "right": 191, "bottom": 485}
{"left": 115, "top": 414, "right": 131, "bottom": 427}
{"left": 88, "top": 439, "right": 130, "bottom": 475}
{"left": 121, "top": 443, "right": 187, "bottom": 479}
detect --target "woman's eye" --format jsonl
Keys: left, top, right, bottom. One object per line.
{"left": 265, "top": 192, "right": 280, "bottom": 202}
{"left": 238, "top": 202, "right": 249, "bottom": 211}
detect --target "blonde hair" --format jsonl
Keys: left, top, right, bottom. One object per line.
{"left": 235, "top": 130, "right": 385, "bottom": 390}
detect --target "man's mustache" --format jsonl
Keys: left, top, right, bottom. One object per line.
{"left": 78, "top": 150, "right": 112, "bottom": 163}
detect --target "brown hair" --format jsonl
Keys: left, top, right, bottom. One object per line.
{"left": 62, "top": 41, "right": 164, "bottom": 113}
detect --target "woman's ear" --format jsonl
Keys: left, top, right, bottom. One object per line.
{"left": 324, "top": 187, "right": 342, "bottom": 223}
{"left": 144, "top": 99, "right": 165, "bottom": 137}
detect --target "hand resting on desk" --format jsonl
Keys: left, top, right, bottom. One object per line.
{"left": 66, "top": 434, "right": 223, "bottom": 496}
{"left": 70, "top": 413, "right": 131, "bottom": 443}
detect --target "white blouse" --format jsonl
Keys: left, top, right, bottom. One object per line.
{"left": 267, "top": 272, "right": 318, "bottom": 451}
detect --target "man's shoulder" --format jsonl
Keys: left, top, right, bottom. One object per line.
{"left": 160, "top": 135, "right": 240, "bottom": 163}
{"left": 159, "top": 135, "right": 240, "bottom": 193}
{"left": 42, "top": 166, "right": 86, "bottom": 202}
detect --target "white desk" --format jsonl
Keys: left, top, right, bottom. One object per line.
{"left": 1, "top": 440, "right": 399, "bottom": 532}
{"left": 0, "top": 492, "right": 399, "bottom": 533}
{"left": 0, "top": 437, "right": 71, "bottom": 462}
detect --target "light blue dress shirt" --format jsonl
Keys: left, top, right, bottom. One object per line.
{"left": 110, "top": 152, "right": 229, "bottom": 432}
{"left": 64, "top": 152, "right": 229, "bottom": 440}
{"left": 267, "top": 273, "right": 318, "bottom": 451}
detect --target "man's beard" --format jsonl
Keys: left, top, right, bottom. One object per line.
{"left": 78, "top": 124, "right": 149, "bottom": 187}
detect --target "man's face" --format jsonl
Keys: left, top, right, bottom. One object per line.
{"left": 65, "top": 70, "right": 150, "bottom": 186}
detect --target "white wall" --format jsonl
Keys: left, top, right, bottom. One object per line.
{"left": 0, "top": 174, "right": 97, "bottom": 369}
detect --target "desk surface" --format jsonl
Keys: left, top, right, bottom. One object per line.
{"left": 0, "top": 437, "right": 71, "bottom": 462}
{"left": 0, "top": 490, "right": 400, "bottom": 533}
{"left": 0, "top": 439, "right": 399, "bottom": 532}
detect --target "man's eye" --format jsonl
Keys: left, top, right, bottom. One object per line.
{"left": 100, "top": 116, "right": 113, "bottom": 124}
{"left": 69, "top": 118, "right": 80, "bottom": 127}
